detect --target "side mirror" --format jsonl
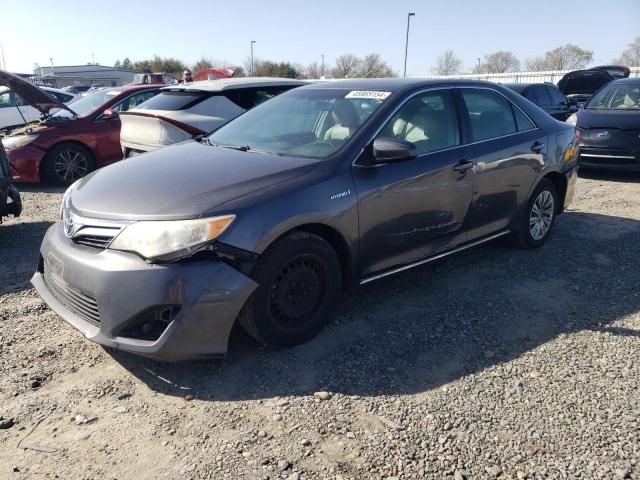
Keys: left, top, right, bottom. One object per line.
{"left": 372, "top": 138, "right": 416, "bottom": 164}
{"left": 102, "top": 108, "right": 118, "bottom": 120}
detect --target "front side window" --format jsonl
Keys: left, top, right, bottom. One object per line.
{"left": 52, "top": 89, "right": 120, "bottom": 118}
{"left": 587, "top": 83, "right": 640, "bottom": 110}
{"left": 461, "top": 90, "right": 518, "bottom": 141}
{"left": 377, "top": 90, "right": 460, "bottom": 155}
{"left": 532, "top": 85, "right": 551, "bottom": 106}
{"left": 547, "top": 86, "right": 567, "bottom": 106}
{"left": 209, "top": 88, "right": 389, "bottom": 159}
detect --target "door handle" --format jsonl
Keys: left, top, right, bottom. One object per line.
{"left": 531, "top": 141, "right": 545, "bottom": 153}
{"left": 453, "top": 159, "right": 474, "bottom": 173}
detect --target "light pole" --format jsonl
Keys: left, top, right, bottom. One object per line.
{"left": 250, "top": 40, "right": 256, "bottom": 76}
{"left": 477, "top": 58, "right": 481, "bottom": 74}
{"left": 0, "top": 44, "right": 5, "bottom": 70}
{"left": 403, "top": 12, "right": 415, "bottom": 78}
{"left": 321, "top": 54, "right": 325, "bottom": 78}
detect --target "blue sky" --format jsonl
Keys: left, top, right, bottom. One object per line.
{"left": 1, "top": 0, "right": 638, "bottom": 75}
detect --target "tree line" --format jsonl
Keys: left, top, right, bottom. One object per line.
{"left": 113, "top": 37, "right": 639, "bottom": 79}
{"left": 433, "top": 38, "right": 640, "bottom": 75}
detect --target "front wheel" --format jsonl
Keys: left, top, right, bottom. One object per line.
{"left": 238, "top": 232, "right": 342, "bottom": 347}
{"left": 42, "top": 143, "right": 95, "bottom": 186}
{"left": 511, "top": 178, "right": 558, "bottom": 249}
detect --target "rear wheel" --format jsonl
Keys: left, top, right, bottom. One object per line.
{"left": 511, "top": 178, "right": 558, "bottom": 249}
{"left": 238, "top": 232, "right": 342, "bottom": 347}
{"left": 42, "top": 143, "right": 95, "bottom": 186}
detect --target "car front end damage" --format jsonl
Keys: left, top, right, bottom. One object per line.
{"left": 31, "top": 217, "right": 259, "bottom": 361}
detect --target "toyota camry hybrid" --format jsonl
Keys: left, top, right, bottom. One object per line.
{"left": 32, "top": 79, "right": 579, "bottom": 361}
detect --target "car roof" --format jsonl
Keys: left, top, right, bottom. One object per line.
{"left": 303, "top": 78, "right": 510, "bottom": 93}
{"left": 609, "top": 77, "right": 640, "bottom": 85}
{"left": 161, "top": 77, "right": 309, "bottom": 92}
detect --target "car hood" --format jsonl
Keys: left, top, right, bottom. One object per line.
{"left": 69, "top": 140, "right": 321, "bottom": 220}
{"left": 577, "top": 108, "right": 640, "bottom": 130}
{"left": 0, "top": 69, "right": 77, "bottom": 118}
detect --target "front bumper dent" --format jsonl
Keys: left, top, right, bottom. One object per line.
{"left": 31, "top": 223, "right": 258, "bottom": 361}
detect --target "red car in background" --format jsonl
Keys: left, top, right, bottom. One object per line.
{"left": 0, "top": 70, "right": 161, "bottom": 185}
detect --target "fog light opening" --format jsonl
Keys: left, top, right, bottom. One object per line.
{"left": 116, "top": 305, "right": 182, "bottom": 341}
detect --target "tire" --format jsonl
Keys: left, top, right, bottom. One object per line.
{"left": 42, "top": 142, "right": 95, "bottom": 186}
{"left": 511, "top": 178, "right": 558, "bottom": 249}
{"left": 238, "top": 231, "right": 342, "bottom": 347}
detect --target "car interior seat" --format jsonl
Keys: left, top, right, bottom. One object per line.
{"left": 324, "top": 100, "right": 360, "bottom": 141}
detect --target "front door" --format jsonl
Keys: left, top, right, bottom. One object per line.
{"left": 353, "top": 89, "right": 475, "bottom": 277}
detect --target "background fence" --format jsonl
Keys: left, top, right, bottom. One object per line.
{"left": 419, "top": 67, "right": 640, "bottom": 84}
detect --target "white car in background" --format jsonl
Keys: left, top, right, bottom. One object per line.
{"left": 0, "top": 85, "right": 76, "bottom": 130}
{"left": 119, "top": 77, "right": 308, "bottom": 157}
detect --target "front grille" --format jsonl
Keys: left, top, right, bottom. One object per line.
{"left": 73, "top": 234, "right": 115, "bottom": 249}
{"left": 44, "top": 267, "right": 100, "bottom": 325}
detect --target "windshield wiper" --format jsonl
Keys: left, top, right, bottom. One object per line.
{"left": 218, "top": 144, "right": 275, "bottom": 155}
{"left": 196, "top": 136, "right": 216, "bottom": 146}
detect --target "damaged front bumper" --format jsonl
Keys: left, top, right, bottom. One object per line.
{"left": 31, "top": 223, "right": 258, "bottom": 361}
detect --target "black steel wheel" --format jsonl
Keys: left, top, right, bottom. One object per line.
{"left": 238, "top": 232, "right": 342, "bottom": 347}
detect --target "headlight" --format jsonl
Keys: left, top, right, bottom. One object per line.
{"left": 109, "top": 215, "right": 235, "bottom": 261}
{"left": 566, "top": 113, "right": 577, "bottom": 126}
{"left": 1, "top": 134, "right": 39, "bottom": 150}
{"left": 59, "top": 179, "right": 81, "bottom": 219}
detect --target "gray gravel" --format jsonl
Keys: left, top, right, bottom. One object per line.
{"left": 0, "top": 172, "right": 639, "bottom": 479}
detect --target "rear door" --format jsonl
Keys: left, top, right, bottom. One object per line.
{"left": 353, "top": 88, "right": 476, "bottom": 276}
{"left": 457, "top": 87, "right": 546, "bottom": 240}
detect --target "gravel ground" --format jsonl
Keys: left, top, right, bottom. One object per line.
{"left": 0, "top": 171, "right": 639, "bottom": 480}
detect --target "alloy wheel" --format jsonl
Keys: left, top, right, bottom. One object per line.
{"left": 54, "top": 150, "right": 89, "bottom": 183}
{"left": 529, "top": 190, "right": 555, "bottom": 241}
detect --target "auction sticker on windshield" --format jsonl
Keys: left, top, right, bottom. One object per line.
{"left": 345, "top": 91, "right": 391, "bottom": 100}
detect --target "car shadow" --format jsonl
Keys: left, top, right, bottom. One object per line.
{"left": 0, "top": 220, "right": 52, "bottom": 295}
{"left": 14, "top": 183, "right": 66, "bottom": 194}
{"left": 578, "top": 168, "right": 640, "bottom": 183}
{"left": 112, "top": 210, "right": 640, "bottom": 401}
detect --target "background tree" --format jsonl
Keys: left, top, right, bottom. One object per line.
{"left": 432, "top": 50, "right": 463, "bottom": 75}
{"left": 122, "top": 58, "right": 132, "bottom": 69}
{"left": 332, "top": 54, "right": 361, "bottom": 78}
{"left": 480, "top": 51, "right": 520, "bottom": 73}
{"left": 526, "top": 44, "right": 593, "bottom": 71}
{"left": 304, "top": 61, "right": 321, "bottom": 79}
{"left": 358, "top": 53, "right": 395, "bottom": 77}
{"left": 114, "top": 59, "right": 122, "bottom": 68}
{"left": 192, "top": 57, "right": 213, "bottom": 72}
{"left": 252, "top": 60, "right": 300, "bottom": 78}
{"left": 614, "top": 37, "right": 640, "bottom": 66}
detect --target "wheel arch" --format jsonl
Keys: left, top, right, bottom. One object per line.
{"left": 261, "top": 222, "right": 356, "bottom": 293}
{"left": 526, "top": 168, "right": 568, "bottom": 215}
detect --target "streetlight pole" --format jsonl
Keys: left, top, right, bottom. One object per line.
{"left": 0, "top": 44, "right": 5, "bottom": 70}
{"left": 477, "top": 58, "right": 481, "bottom": 74}
{"left": 250, "top": 40, "right": 256, "bottom": 76}
{"left": 403, "top": 12, "right": 415, "bottom": 78}
{"left": 321, "top": 54, "right": 325, "bottom": 78}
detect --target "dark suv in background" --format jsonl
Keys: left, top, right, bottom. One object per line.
{"left": 505, "top": 83, "right": 577, "bottom": 121}
{"left": 0, "top": 141, "right": 21, "bottom": 222}
{"left": 557, "top": 65, "right": 631, "bottom": 107}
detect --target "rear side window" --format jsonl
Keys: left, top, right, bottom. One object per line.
{"left": 136, "top": 91, "right": 207, "bottom": 111}
{"left": 224, "top": 87, "right": 292, "bottom": 110}
{"left": 547, "top": 86, "right": 567, "bottom": 106}
{"left": 461, "top": 90, "right": 517, "bottom": 141}
{"left": 521, "top": 87, "right": 537, "bottom": 104}
{"left": 113, "top": 90, "right": 160, "bottom": 112}
{"left": 532, "top": 85, "right": 551, "bottom": 106}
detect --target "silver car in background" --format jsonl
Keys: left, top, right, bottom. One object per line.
{"left": 119, "top": 77, "right": 308, "bottom": 157}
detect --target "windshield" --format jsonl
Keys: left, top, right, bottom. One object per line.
{"left": 587, "top": 83, "right": 640, "bottom": 110}
{"left": 208, "top": 88, "right": 390, "bottom": 159}
{"left": 53, "top": 89, "right": 120, "bottom": 118}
